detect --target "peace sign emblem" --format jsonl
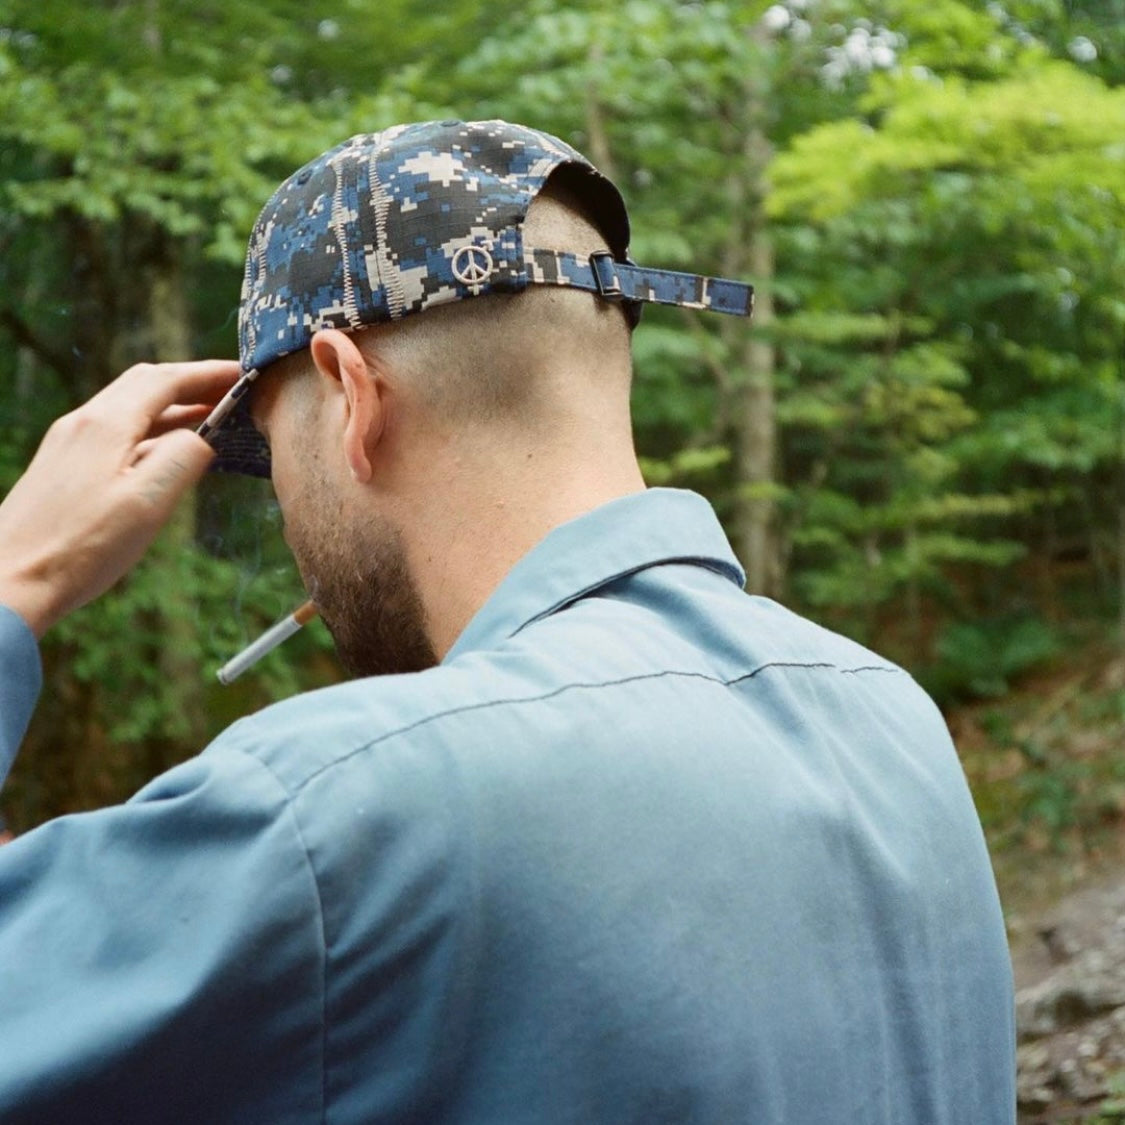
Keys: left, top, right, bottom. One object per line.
{"left": 452, "top": 243, "right": 495, "bottom": 290}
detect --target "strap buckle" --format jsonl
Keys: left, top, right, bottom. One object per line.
{"left": 589, "top": 251, "right": 623, "bottom": 301}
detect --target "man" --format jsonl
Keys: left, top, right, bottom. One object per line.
{"left": 0, "top": 120, "right": 1014, "bottom": 1121}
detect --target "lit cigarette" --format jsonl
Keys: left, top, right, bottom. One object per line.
{"left": 217, "top": 600, "right": 318, "bottom": 684}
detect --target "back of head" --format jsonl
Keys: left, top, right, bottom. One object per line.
{"left": 208, "top": 118, "right": 753, "bottom": 478}
{"left": 362, "top": 173, "right": 635, "bottom": 430}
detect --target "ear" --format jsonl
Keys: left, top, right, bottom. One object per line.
{"left": 309, "top": 329, "right": 385, "bottom": 484}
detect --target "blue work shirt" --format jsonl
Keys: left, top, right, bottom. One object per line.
{"left": 0, "top": 489, "right": 1015, "bottom": 1122}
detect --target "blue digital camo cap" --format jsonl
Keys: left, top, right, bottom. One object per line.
{"left": 201, "top": 118, "right": 754, "bottom": 477}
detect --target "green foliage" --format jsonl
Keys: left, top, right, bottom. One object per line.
{"left": 771, "top": 64, "right": 1125, "bottom": 222}
{"left": 956, "top": 637, "right": 1125, "bottom": 866}
{"left": 1095, "top": 1068, "right": 1125, "bottom": 1119}
{"left": 924, "top": 616, "right": 1062, "bottom": 700}
{"left": 48, "top": 533, "right": 313, "bottom": 745}
{"left": 639, "top": 445, "right": 732, "bottom": 488}
{"left": 766, "top": 14, "right": 1125, "bottom": 678}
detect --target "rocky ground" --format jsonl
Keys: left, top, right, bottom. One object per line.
{"left": 941, "top": 642, "right": 1125, "bottom": 1120}
{"left": 1013, "top": 872, "right": 1125, "bottom": 1121}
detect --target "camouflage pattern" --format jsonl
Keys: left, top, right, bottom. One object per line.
{"left": 528, "top": 250, "right": 753, "bottom": 316}
{"left": 209, "top": 118, "right": 753, "bottom": 477}
{"left": 238, "top": 120, "right": 630, "bottom": 377}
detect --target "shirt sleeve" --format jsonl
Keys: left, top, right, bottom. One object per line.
{"left": 0, "top": 741, "right": 326, "bottom": 1123}
{"left": 0, "top": 604, "right": 43, "bottom": 786}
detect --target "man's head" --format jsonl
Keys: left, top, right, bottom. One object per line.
{"left": 208, "top": 118, "right": 752, "bottom": 675}
{"left": 250, "top": 175, "right": 634, "bottom": 677}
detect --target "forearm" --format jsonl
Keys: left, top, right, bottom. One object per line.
{"left": 0, "top": 604, "right": 42, "bottom": 788}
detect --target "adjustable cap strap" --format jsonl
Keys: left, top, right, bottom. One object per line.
{"left": 195, "top": 366, "right": 261, "bottom": 443}
{"left": 526, "top": 249, "right": 754, "bottom": 318}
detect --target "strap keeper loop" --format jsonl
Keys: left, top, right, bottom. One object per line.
{"left": 589, "top": 251, "right": 623, "bottom": 301}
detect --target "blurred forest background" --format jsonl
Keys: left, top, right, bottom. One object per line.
{"left": 3, "top": 0, "right": 1125, "bottom": 889}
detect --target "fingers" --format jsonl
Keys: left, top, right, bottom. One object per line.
{"left": 91, "top": 360, "right": 242, "bottom": 440}
{"left": 0, "top": 357, "right": 242, "bottom": 638}
{"left": 149, "top": 402, "right": 213, "bottom": 437}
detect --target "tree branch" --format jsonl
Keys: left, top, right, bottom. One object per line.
{"left": 0, "top": 307, "right": 73, "bottom": 382}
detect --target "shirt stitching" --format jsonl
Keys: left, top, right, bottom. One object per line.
{"left": 292, "top": 660, "right": 904, "bottom": 794}
{"left": 240, "top": 658, "right": 903, "bottom": 1108}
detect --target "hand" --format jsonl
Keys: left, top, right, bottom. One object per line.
{"left": 0, "top": 360, "right": 241, "bottom": 638}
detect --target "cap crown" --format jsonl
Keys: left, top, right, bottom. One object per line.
{"left": 202, "top": 118, "right": 751, "bottom": 477}
{"left": 239, "top": 119, "right": 629, "bottom": 375}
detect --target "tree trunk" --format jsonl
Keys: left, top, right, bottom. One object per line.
{"left": 733, "top": 211, "right": 779, "bottom": 597}
{"left": 66, "top": 214, "right": 118, "bottom": 401}
{"left": 126, "top": 224, "right": 208, "bottom": 756}
{"left": 729, "top": 31, "right": 781, "bottom": 598}
{"left": 584, "top": 37, "right": 616, "bottom": 182}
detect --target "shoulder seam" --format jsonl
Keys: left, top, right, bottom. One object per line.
{"left": 291, "top": 660, "right": 904, "bottom": 793}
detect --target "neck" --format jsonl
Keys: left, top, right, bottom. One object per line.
{"left": 390, "top": 421, "right": 645, "bottom": 660}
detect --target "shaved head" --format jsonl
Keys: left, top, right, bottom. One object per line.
{"left": 354, "top": 173, "right": 635, "bottom": 428}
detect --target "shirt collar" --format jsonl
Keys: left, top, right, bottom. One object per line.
{"left": 444, "top": 488, "right": 745, "bottom": 663}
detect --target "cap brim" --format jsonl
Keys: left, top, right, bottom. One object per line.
{"left": 208, "top": 400, "right": 272, "bottom": 478}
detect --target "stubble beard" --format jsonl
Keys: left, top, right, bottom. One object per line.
{"left": 286, "top": 485, "right": 438, "bottom": 679}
